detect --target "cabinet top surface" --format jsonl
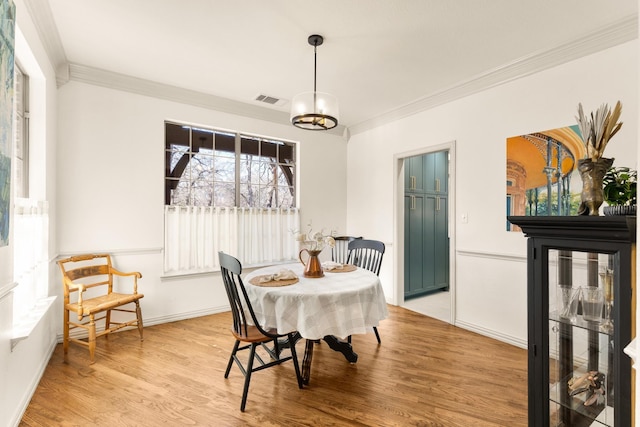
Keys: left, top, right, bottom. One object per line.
{"left": 508, "top": 215, "right": 636, "bottom": 243}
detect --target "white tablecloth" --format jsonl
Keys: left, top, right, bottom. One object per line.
{"left": 244, "top": 262, "right": 388, "bottom": 340}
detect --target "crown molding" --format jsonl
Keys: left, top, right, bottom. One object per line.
{"left": 348, "top": 14, "right": 639, "bottom": 137}
{"left": 68, "top": 63, "right": 346, "bottom": 137}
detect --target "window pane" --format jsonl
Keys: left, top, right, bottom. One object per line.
{"left": 165, "top": 122, "right": 190, "bottom": 150}
{"left": 240, "top": 183, "right": 260, "bottom": 207}
{"left": 241, "top": 136, "right": 259, "bottom": 160}
{"left": 215, "top": 156, "right": 235, "bottom": 182}
{"left": 258, "top": 160, "right": 276, "bottom": 186}
{"left": 192, "top": 180, "right": 214, "bottom": 206}
{"left": 167, "top": 148, "right": 189, "bottom": 178}
{"left": 261, "top": 140, "right": 277, "bottom": 159}
{"left": 278, "top": 186, "right": 295, "bottom": 208}
{"left": 240, "top": 159, "right": 260, "bottom": 184}
{"left": 189, "top": 153, "right": 214, "bottom": 181}
{"left": 279, "top": 143, "right": 294, "bottom": 163}
{"left": 214, "top": 132, "right": 235, "bottom": 158}
{"left": 192, "top": 129, "right": 214, "bottom": 154}
{"left": 169, "top": 180, "right": 190, "bottom": 205}
{"left": 278, "top": 165, "right": 294, "bottom": 187}
{"left": 214, "top": 182, "right": 235, "bottom": 207}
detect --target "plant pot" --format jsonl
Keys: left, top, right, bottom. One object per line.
{"left": 603, "top": 205, "right": 637, "bottom": 216}
{"left": 577, "top": 158, "right": 614, "bottom": 216}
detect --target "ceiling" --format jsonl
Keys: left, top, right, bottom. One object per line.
{"left": 29, "top": 0, "right": 638, "bottom": 135}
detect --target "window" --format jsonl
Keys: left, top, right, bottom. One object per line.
{"left": 164, "top": 122, "right": 296, "bottom": 208}
{"left": 12, "top": 62, "right": 52, "bottom": 341}
{"left": 14, "top": 64, "right": 28, "bottom": 198}
{"left": 163, "top": 122, "right": 300, "bottom": 274}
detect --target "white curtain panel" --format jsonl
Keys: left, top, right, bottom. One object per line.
{"left": 13, "top": 198, "right": 49, "bottom": 320}
{"left": 164, "top": 206, "right": 300, "bottom": 274}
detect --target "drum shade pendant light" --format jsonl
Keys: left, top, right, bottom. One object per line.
{"left": 291, "top": 34, "right": 339, "bottom": 130}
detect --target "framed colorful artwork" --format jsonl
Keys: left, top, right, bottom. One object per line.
{"left": 0, "top": 0, "right": 15, "bottom": 246}
{"left": 506, "top": 126, "right": 586, "bottom": 231}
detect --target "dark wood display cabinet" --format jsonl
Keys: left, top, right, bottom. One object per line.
{"left": 508, "top": 216, "right": 636, "bottom": 427}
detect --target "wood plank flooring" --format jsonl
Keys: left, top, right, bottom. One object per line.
{"left": 20, "top": 305, "right": 527, "bottom": 426}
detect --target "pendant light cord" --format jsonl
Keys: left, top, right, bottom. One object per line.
{"left": 313, "top": 44, "right": 317, "bottom": 114}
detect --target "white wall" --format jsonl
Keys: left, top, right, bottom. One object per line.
{"left": 56, "top": 81, "right": 348, "bottom": 326}
{"left": 347, "top": 40, "right": 638, "bottom": 347}
{"left": 1, "top": 1, "right": 58, "bottom": 426}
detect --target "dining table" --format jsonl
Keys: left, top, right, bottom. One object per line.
{"left": 243, "top": 261, "right": 388, "bottom": 384}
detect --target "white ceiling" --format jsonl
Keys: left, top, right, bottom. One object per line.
{"left": 30, "top": 0, "right": 639, "bottom": 134}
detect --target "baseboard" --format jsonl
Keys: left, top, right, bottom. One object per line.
{"left": 60, "top": 305, "right": 230, "bottom": 342}
{"left": 454, "top": 319, "right": 527, "bottom": 350}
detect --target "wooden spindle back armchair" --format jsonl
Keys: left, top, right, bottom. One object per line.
{"left": 58, "top": 253, "right": 144, "bottom": 363}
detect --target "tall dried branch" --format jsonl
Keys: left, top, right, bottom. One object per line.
{"left": 575, "top": 101, "right": 623, "bottom": 161}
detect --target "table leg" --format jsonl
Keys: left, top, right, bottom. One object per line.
{"left": 302, "top": 339, "right": 314, "bottom": 385}
{"left": 275, "top": 331, "right": 301, "bottom": 354}
{"left": 322, "top": 335, "right": 358, "bottom": 363}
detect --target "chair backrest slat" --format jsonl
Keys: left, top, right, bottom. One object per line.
{"left": 347, "top": 239, "right": 385, "bottom": 276}
{"left": 58, "top": 254, "right": 115, "bottom": 299}
{"left": 218, "top": 251, "right": 276, "bottom": 339}
{"left": 332, "top": 236, "right": 362, "bottom": 264}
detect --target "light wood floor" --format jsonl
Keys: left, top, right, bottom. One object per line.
{"left": 20, "top": 305, "right": 527, "bottom": 426}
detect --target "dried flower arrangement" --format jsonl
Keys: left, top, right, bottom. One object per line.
{"left": 293, "top": 222, "right": 336, "bottom": 252}
{"left": 575, "top": 101, "right": 623, "bottom": 161}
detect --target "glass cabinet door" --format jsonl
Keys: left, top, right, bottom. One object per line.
{"left": 548, "top": 249, "right": 615, "bottom": 426}
{"left": 508, "top": 215, "right": 634, "bottom": 427}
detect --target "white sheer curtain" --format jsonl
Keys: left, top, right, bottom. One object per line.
{"left": 13, "top": 198, "right": 49, "bottom": 321}
{"left": 164, "top": 206, "right": 300, "bottom": 274}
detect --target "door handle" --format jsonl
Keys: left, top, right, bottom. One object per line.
{"left": 436, "top": 196, "right": 440, "bottom": 211}
{"left": 435, "top": 178, "right": 440, "bottom": 192}
{"left": 410, "top": 176, "right": 416, "bottom": 190}
{"left": 410, "top": 195, "right": 416, "bottom": 210}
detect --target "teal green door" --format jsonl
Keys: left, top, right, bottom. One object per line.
{"left": 404, "top": 151, "right": 449, "bottom": 299}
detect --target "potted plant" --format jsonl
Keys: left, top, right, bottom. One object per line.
{"left": 602, "top": 166, "right": 636, "bottom": 216}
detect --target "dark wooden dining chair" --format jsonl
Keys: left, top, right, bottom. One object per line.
{"left": 347, "top": 239, "right": 385, "bottom": 344}
{"left": 331, "top": 236, "right": 362, "bottom": 264}
{"left": 218, "top": 251, "right": 303, "bottom": 412}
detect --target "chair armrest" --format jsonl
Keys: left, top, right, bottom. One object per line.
{"left": 110, "top": 268, "right": 142, "bottom": 294}
{"left": 68, "top": 283, "right": 87, "bottom": 292}
{"left": 68, "top": 283, "right": 87, "bottom": 320}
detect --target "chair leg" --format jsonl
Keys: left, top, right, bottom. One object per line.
{"left": 240, "top": 343, "right": 258, "bottom": 412}
{"left": 105, "top": 309, "right": 112, "bottom": 338}
{"left": 88, "top": 315, "right": 97, "bottom": 364}
{"left": 63, "top": 309, "right": 70, "bottom": 363}
{"left": 135, "top": 301, "right": 144, "bottom": 341}
{"left": 287, "top": 333, "right": 304, "bottom": 389}
{"left": 373, "top": 326, "right": 381, "bottom": 344}
{"left": 225, "top": 340, "right": 240, "bottom": 378}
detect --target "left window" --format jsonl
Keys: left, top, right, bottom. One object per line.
{"left": 13, "top": 64, "right": 27, "bottom": 197}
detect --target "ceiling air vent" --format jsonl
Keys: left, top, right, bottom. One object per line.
{"left": 254, "top": 94, "right": 287, "bottom": 107}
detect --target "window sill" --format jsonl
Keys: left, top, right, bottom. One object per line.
{"left": 161, "top": 259, "right": 297, "bottom": 279}
{"left": 11, "top": 296, "right": 57, "bottom": 350}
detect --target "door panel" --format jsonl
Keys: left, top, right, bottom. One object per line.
{"left": 404, "top": 151, "right": 449, "bottom": 299}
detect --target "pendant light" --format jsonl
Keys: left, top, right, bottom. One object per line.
{"left": 291, "top": 34, "right": 339, "bottom": 130}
